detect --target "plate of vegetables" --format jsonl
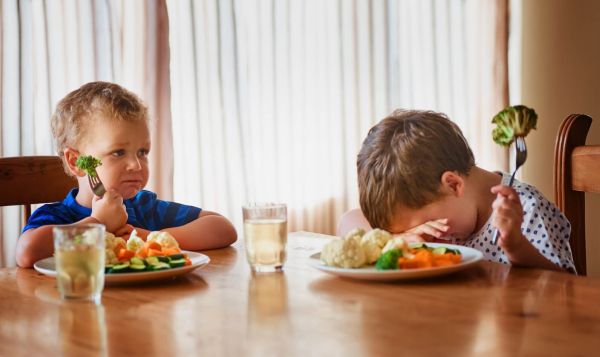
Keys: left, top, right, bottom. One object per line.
{"left": 34, "top": 250, "right": 209, "bottom": 283}
{"left": 34, "top": 231, "right": 210, "bottom": 283}
{"left": 308, "top": 228, "right": 482, "bottom": 281}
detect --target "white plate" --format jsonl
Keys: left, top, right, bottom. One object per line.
{"left": 309, "top": 243, "right": 483, "bottom": 281}
{"left": 34, "top": 251, "right": 210, "bottom": 284}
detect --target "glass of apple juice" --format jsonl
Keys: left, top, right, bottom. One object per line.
{"left": 53, "top": 224, "right": 105, "bottom": 304}
{"left": 243, "top": 203, "right": 287, "bottom": 273}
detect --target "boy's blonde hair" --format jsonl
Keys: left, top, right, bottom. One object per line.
{"left": 357, "top": 109, "right": 475, "bottom": 229}
{"left": 51, "top": 81, "right": 148, "bottom": 172}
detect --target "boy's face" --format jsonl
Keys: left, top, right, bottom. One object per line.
{"left": 77, "top": 118, "right": 150, "bottom": 200}
{"left": 387, "top": 194, "right": 478, "bottom": 241}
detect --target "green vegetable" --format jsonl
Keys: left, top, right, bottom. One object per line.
{"left": 168, "top": 258, "right": 186, "bottom": 268}
{"left": 492, "top": 105, "right": 538, "bottom": 147}
{"left": 147, "top": 262, "right": 170, "bottom": 271}
{"left": 75, "top": 155, "right": 102, "bottom": 177}
{"left": 432, "top": 247, "right": 448, "bottom": 255}
{"left": 109, "top": 262, "right": 131, "bottom": 273}
{"left": 375, "top": 249, "right": 403, "bottom": 270}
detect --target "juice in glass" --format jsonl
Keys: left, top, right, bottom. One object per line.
{"left": 54, "top": 224, "right": 105, "bottom": 303}
{"left": 243, "top": 203, "right": 287, "bottom": 272}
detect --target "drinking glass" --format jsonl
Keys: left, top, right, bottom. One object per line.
{"left": 53, "top": 224, "right": 105, "bottom": 303}
{"left": 242, "top": 203, "right": 287, "bottom": 272}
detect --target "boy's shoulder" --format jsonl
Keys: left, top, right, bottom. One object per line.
{"left": 23, "top": 200, "right": 84, "bottom": 232}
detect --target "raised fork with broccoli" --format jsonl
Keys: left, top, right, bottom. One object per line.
{"left": 491, "top": 105, "right": 538, "bottom": 147}
{"left": 76, "top": 155, "right": 106, "bottom": 196}
{"left": 75, "top": 155, "right": 102, "bottom": 177}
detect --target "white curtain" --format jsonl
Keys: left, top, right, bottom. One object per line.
{"left": 167, "top": 0, "right": 509, "bottom": 236}
{"left": 0, "top": 0, "right": 172, "bottom": 267}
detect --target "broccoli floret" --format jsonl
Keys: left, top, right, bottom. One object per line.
{"left": 76, "top": 155, "right": 102, "bottom": 177}
{"left": 375, "top": 248, "right": 402, "bottom": 270}
{"left": 492, "top": 105, "right": 538, "bottom": 147}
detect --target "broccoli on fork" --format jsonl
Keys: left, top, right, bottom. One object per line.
{"left": 492, "top": 105, "right": 538, "bottom": 147}
{"left": 76, "top": 155, "right": 102, "bottom": 177}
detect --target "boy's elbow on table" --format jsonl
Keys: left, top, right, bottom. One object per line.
{"left": 172, "top": 213, "right": 237, "bottom": 250}
{"left": 16, "top": 226, "right": 54, "bottom": 268}
{"left": 200, "top": 214, "right": 237, "bottom": 246}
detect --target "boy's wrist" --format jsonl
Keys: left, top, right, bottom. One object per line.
{"left": 503, "top": 233, "right": 533, "bottom": 264}
{"left": 502, "top": 232, "right": 529, "bottom": 264}
{"left": 82, "top": 216, "right": 101, "bottom": 225}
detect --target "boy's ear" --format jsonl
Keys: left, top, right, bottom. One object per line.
{"left": 440, "top": 171, "right": 465, "bottom": 197}
{"left": 63, "top": 148, "right": 85, "bottom": 177}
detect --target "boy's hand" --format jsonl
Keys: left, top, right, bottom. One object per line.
{"left": 394, "top": 218, "right": 450, "bottom": 243}
{"left": 91, "top": 189, "right": 128, "bottom": 233}
{"left": 491, "top": 185, "right": 527, "bottom": 255}
{"left": 113, "top": 224, "right": 134, "bottom": 239}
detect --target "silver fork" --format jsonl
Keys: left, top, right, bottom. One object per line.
{"left": 88, "top": 172, "right": 106, "bottom": 197}
{"left": 492, "top": 136, "right": 527, "bottom": 245}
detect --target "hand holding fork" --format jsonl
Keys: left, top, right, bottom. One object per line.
{"left": 491, "top": 136, "right": 527, "bottom": 245}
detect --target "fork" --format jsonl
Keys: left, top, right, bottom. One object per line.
{"left": 88, "top": 172, "right": 106, "bottom": 197}
{"left": 491, "top": 136, "right": 527, "bottom": 245}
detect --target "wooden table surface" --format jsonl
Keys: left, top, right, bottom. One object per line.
{"left": 1, "top": 232, "right": 600, "bottom": 356}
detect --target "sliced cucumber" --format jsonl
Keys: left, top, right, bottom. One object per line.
{"left": 129, "top": 264, "right": 147, "bottom": 271}
{"left": 105, "top": 265, "right": 114, "bottom": 273}
{"left": 145, "top": 256, "right": 160, "bottom": 266}
{"left": 130, "top": 257, "right": 145, "bottom": 266}
{"left": 156, "top": 256, "right": 170, "bottom": 263}
{"left": 168, "top": 253, "right": 185, "bottom": 260}
{"left": 169, "top": 258, "right": 186, "bottom": 268}
{"left": 109, "top": 262, "right": 131, "bottom": 273}
{"left": 147, "top": 262, "right": 170, "bottom": 271}
{"left": 432, "top": 247, "right": 448, "bottom": 255}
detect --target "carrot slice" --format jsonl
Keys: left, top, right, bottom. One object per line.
{"left": 117, "top": 248, "right": 135, "bottom": 261}
{"left": 145, "top": 241, "right": 162, "bottom": 251}
{"left": 113, "top": 241, "right": 126, "bottom": 256}
{"left": 162, "top": 248, "right": 181, "bottom": 256}
{"left": 147, "top": 248, "right": 163, "bottom": 257}
{"left": 136, "top": 246, "right": 148, "bottom": 258}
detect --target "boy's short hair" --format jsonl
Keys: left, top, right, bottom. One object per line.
{"left": 51, "top": 81, "right": 147, "bottom": 172}
{"left": 357, "top": 109, "right": 475, "bottom": 229}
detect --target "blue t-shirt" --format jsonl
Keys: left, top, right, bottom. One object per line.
{"left": 23, "top": 189, "right": 201, "bottom": 232}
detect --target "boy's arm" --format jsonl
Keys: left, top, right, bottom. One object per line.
{"left": 131, "top": 211, "right": 237, "bottom": 250}
{"left": 500, "top": 234, "right": 564, "bottom": 271}
{"left": 16, "top": 216, "right": 100, "bottom": 268}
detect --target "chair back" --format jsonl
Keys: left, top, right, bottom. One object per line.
{"left": 0, "top": 156, "right": 77, "bottom": 226}
{"left": 554, "top": 114, "right": 600, "bottom": 275}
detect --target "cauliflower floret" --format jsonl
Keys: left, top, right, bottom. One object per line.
{"left": 147, "top": 231, "right": 180, "bottom": 250}
{"left": 360, "top": 228, "right": 393, "bottom": 263}
{"left": 320, "top": 236, "right": 367, "bottom": 268}
{"left": 105, "top": 249, "right": 119, "bottom": 266}
{"left": 126, "top": 230, "right": 145, "bottom": 252}
{"left": 104, "top": 232, "right": 126, "bottom": 265}
{"left": 344, "top": 228, "right": 366, "bottom": 241}
{"left": 382, "top": 236, "right": 409, "bottom": 254}
{"left": 127, "top": 229, "right": 144, "bottom": 252}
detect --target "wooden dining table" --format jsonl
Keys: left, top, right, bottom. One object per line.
{"left": 1, "top": 231, "right": 599, "bottom": 356}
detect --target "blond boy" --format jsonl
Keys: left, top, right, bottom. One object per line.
{"left": 17, "top": 82, "right": 236, "bottom": 267}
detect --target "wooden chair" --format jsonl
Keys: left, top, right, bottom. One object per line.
{"left": 0, "top": 156, "right": 77, "bottom": 226}
{"left": 554, "top": 114, "right": 600, "bottom": 275}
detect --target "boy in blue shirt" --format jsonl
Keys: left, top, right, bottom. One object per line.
{"left": 17, "top": 81, "right": 237, "bottom": 267}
